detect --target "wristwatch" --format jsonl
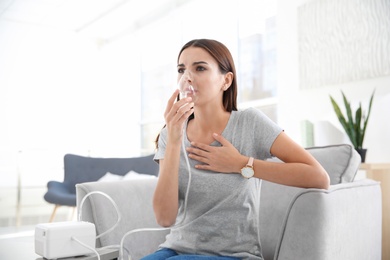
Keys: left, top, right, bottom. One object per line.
{"left": 241, "top": 157, "right": 254, "bottom": 179}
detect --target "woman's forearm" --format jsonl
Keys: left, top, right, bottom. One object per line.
{"left": 252, "top": 159, "right": 330, "bottom": 189}
{"left": 153, "top": 142, "right": 182, "bottom": 227}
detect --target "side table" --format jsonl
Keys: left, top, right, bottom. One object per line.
{"left": 0, "top": 231, "right": 118, "bottom": 260}
{"left": 360, "top": 163, "right": 390, "bottom": 260}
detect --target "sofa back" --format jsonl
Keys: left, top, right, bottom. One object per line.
{"left": 259, "top": 144, "right": 361, "bottom": 259}
{"left": 64, "top": 154, "right": 158, "bottom": 193}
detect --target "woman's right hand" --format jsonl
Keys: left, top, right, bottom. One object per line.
{"left": 164, "top": 89, "right": 194, "bottom": 144}
{"left": 154, "top": 90, "right": 193, "bottom": 227}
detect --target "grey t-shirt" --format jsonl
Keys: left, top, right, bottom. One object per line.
{"left": 154, "top": 108, "right": 283, "bottom": 259}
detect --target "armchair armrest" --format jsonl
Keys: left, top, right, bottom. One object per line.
{"left": 76, "top": 179, "right": 168, "bottom": 259}
{"left": 274, "top": 179, "right": 381, "bottom": 260}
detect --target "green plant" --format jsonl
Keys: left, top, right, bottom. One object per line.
{"left": 329, "top": 90, "right": 375, "bottom": 150}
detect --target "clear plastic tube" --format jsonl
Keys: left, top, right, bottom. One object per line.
{"left": 119, "top": 81, "right": 195, "bottom": 260}
{"left": 80, "top": 76, "right": 196, "bottom": 260}
{"left": 79, "top": 122, "right": 194, "bottom": 260}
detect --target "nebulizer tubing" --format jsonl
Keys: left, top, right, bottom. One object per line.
{"left": 118, "top": 79, "right": 195, "bottom": 260}
{"left": 78, "top": 191, "right": 122, "bottom": 240}
{"left": 118, "top": 127, "right": 193, "bottom": 260}
{"left": 77, "top": 76, "right": 195, "bottom": 260}
{"left": 176, "top": 82, "right": 195, "bottom": 225}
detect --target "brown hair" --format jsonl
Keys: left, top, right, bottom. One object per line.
{"left": 177, "top": 39, "right": 238, "bottom": 112}
{"left": 155, "top": 39, "right": 238, "bottom": 148}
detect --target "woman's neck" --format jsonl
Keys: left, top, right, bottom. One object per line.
{"left": 187, "top": 106, "right": 231, "bottom": 144}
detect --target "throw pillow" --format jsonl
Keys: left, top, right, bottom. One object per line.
{"left": 97, "top": 172, "right": 123, "bottom": 182}
{"left": 122, "top": 170, "right": 157, "bottom": 180}
{"left": 267, "top": 144, "right": 359, "bottom": 185}
{"left": 306, "top": 144, "right": 359, "bottom": 184}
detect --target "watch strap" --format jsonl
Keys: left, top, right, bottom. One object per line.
{"left": 247, "top": 157, "right": 254, "bottom": 167}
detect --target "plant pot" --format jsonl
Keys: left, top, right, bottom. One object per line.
{"left": 356, "top": 148, "right": 367, "bottom": 163}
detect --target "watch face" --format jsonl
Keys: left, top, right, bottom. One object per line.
{"left": 241, "top": 167, "right": 254, "bottom": 178}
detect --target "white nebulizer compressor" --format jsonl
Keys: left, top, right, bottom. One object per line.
{"left": 35, "top": 221, "right": 96, "bottom": 259}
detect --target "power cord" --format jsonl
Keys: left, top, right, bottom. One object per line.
{"left": 71, "top": 236, "right": 101, "bottom": 260}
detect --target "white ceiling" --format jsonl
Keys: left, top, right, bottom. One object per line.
{"left": 0, "top": 0, "right": 191, "bottom": 42}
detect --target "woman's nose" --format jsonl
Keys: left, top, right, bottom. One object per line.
{"left": 183, "top": 71, "right": 192, "bottom": 82}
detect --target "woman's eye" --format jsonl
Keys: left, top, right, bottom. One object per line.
{"left": 178, "top": 68, "right": 184, "bottom": 73}
{"left": 196, "top": 66, "right": 206, "bottom": 71}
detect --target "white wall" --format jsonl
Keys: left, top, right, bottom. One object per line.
{"left": 1, "top": 0, "right": 390, "bottom": 190}
{"left": 277, "top": 0, "right": 390, "bottom": 163}
{"left": 0, "top": 21, "right": 141, "bottom": 187}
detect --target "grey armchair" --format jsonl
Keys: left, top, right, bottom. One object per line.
{"left": 76, "top": 144, "right": 382, "bottom": 260}
{"left": 44, "top": 154, "right": 158, "bottom": 222}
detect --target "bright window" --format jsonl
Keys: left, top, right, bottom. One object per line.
{"left": 138, "top": 0, "right": 278, "bottom": 154}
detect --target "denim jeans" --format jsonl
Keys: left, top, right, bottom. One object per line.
{"left": 140, "top": 248, "right": 241, "bottom": 260}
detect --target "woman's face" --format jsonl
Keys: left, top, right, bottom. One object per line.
{"left": 177, "top": 47, "right": 227, "bottom": 106}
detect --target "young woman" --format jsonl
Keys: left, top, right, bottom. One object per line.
{"left": 144, "top": 39, "right": 330, "bottom": 260}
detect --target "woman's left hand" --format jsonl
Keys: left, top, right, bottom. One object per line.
{"left": 186, "top": 133, "right": 245, "bottom": 173}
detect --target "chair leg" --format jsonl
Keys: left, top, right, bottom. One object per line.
{"left": 69, "top": 207, "right": 76, "bottom": 221}
{"left": 49, "top": 205, "right": 59, "bottom": 222}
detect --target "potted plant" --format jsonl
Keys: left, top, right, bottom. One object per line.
{"left": 329, "top": 90, "right": 375, "bottom": 162}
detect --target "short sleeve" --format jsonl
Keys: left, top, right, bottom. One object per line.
{"left": 153, "top": 127, "right": 168, "bottom": 163}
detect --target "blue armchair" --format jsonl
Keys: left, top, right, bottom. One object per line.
{"left": 44, "top": 153, "right": 158, "bottom": 221}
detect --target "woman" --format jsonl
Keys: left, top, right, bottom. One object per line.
{"left": 145, "top": 39, "right": 330, "bottom": 260}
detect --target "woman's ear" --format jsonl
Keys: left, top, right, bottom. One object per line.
{"left": 223, "top": 72, "right": 234, "bottom": 90}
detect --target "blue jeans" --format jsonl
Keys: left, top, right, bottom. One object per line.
{"left": 141, "top": 248, "right": 240, "bottom": 260}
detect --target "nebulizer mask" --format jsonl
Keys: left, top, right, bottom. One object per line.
{"left": 178, "top": 71, "right": 195, "bottom": 99}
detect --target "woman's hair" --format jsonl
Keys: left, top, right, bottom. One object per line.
{"left": 154, "top": 39, "right": 238, "bottom": 149}
{"left": 177, "top": 39, "right": 238, "bottom": 112}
